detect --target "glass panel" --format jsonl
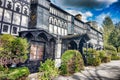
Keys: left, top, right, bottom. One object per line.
{"left": 3, "top": 10, "right": 12, "bottom": 23}
{"left": 0, "top": 8, "right": 3, "bottom": 21}
{"left": 14, "top": 3, "right": 21, "bottom": 13}
{"left": 13, "top": 13, "right": 21, "bottom": 25}
{"left": 27, "top": 0, "right": 30, "bottom": 3}
{"left": 12, "top": 26, "right": 19, "bottom": 35}
{"left": 21, "top": 15, "right": 28, "bottom": 27}
{"left": 62, "top": 28, "right": 64, "bottom": 35}
{"left": 54, "top": 26, "right": 57, "bottom": 34}
{"left": 58, "top": 27, "right": 61, "bottom": 35}
{"left": 30, "top": 42, "right": 44, "bottom": 60}
{"left": 23, "top": 6, "right": 29, "bottom": 15}
{"left": 37, "top": 43, "right": 44, "bottom": 60}
{"left": 49, "top": 24, "right": 53, "bottom": 33}
{"left": 2, "top": 24, "right": 10, "bottom": 33}
{"left": 65, "top": 29, "right": 67, "bottom": 35}
{"left": 0, "top": 0, "right": 4, "bottom": 7}
{"left": 30, "top": 43, "right": 37, "bottom": 60}
{"left": 0, "top": 23, "right": 1, "bottom": 29}
{"left": 5, "top": 0, "right": 13, "bottom": 9}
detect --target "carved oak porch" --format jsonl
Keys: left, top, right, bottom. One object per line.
{"left": 19, "top": 29, "right": 56, "bottom": 73}
{"left": 61, "top": 33, "right": 90, "bottom": 65}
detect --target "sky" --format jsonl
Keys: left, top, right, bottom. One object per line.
{"left": 50, "top": 0, "right": 120, "bottom": 26}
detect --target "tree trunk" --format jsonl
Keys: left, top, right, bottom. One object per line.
{"left": 116, "top": 47, "right": 118, "bottom": 53}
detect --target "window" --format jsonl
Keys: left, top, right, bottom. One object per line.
{"left": 0, "top": 0, "right": 4, "bottom": 7}
{"left": 49, "top": 24, "right": 53, "bottom": 33}
{"left": 30, "top": 42, "right": 44, "bottom": 61}
{"left": 21, "top": 15, "right": 28, "bottom": 27}
{"left": 54, "top": 26, "right": 57, "bottom": 34}
{"left": 12, "top": 26, "right": 18, "bottom": 35}
{"left": 5, "top": 0, "right": 13, "bottom": 9}
{"left": 65, "top": 29, "right": 67, "bottom": 35}
{"left": 0, "top": 8, "right": 3, "bottom": 21}
{"left": 14, "top": 3, "right": 21, "bottom": 13}
{"left": 13, "top": 13, "right": 21, "bottom": 25}
{"left": 23, "top": 6, "right": 29, "bottom": 15}
{"left": 0, "top": 23, "right": 1, "bottom": 30}
{"left": 3, "top": 10, "right": 12, "bottom": 23}
{"left": 62, "top": 28, "right": 64, "bottom": 35}
{"left": 58, "top": 27, "right": 61, "bottom": 35}
{"left": 2, "top": 24, "right": 10, "bottom": 33}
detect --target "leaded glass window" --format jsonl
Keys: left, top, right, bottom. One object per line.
{"left": 2, "top": 24, "right": 10, "bottom": 33}
{"left": 5, "top": 0, "right": 13, "bottom": 10}
{"left": 21, "top": 15, "right": 28, "bottom": 27}
{"left": 23, "top": 6, "right": 29, "bottom": 15}
{"left": 12, "top": 26, "right": 18, "bottom": 35}
{"left": 58, "top": 27, "right": 61, "bottom": 35}
{"left": 49, "top": 24, "right": 53, "bottom": 33}
{"left": 0, "top": 0, "right": 4, "bottom": 7}
{"left": 13, "top": 13, "right": 21, "bottom": 25}
{"left": 0, "top": 8, "right": 3, "bottom": 21}
{"left": 3, "top": 10, "right": 12, "bottom": 23}
{"left": 54, "top": 26, "right": 57, "bottom": 34}
{"left": 14, "top": 3, "right": 21, "bottom": 13}
{"left": 62, "top": 28, "right": 64, "bottom": 35}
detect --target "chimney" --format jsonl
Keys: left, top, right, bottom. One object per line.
{"left": 75, "top": 14, "right": 82, "bottom": 21}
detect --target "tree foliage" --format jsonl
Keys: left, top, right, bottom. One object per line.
{"left": 108, "top": 28, "right": 120, "bottom": 52}
{"left": 102, "top": 16, "right": 114, "bottom": 45}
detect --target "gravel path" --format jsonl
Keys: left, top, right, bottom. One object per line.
{"left": 54, "top": 60, "right": 120, "bottom": 80}
{"left": 28, "top": 60, "right": 120, "bottom": 80}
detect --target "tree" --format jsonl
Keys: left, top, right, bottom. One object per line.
{"left": 115, "top": 22, "right": 120, "bottom": 30}
{"left": 108, "top": 29, "right": 120, "bottom": 52}
{"left": 0, "top": 34, "right": 29, "bottom": 68}
{"left": 102, "top": 16, "right": 115, "bottom": 45}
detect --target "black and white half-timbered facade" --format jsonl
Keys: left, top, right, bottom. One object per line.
{"left": 0, "top": 0, "right": 30, "bottom": 35}
{"left": 0, "top": 0, "right": 103, "bottom": 72}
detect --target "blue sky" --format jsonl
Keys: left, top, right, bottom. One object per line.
{"left": 50, "top": 0, "right": 120, "bottom": 25}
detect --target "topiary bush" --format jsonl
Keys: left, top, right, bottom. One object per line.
{"left": 39, "top": 59, "right": 59, "bottom": 80}
{"left": 60, "top": 50, "right": 84, "bottom": 75}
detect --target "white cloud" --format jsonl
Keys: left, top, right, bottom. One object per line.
{"left": 95, "top": 13, "right": 110, "bottom": 25}
{"left": 66, "top": 9, "right": 93, "bottom": 22}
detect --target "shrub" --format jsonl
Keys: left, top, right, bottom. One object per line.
{"left": 111, "top": 55, "right": 120, "bottom": 60}
{"left": 87, "top": 57, "right": 101, "bottom": 66}
{"left": 101, "top": 56, "right": 111, "bottom": 63}
{"left": 85, "top": 48, "right": 101, "bottom": 66}
{"left": 60, "top": 50, "right": 84, "bottom": 75}
{"left": 98, "top": 50, "right": 111, "bottom": 63}
{"left": 0, "top": 67, "right": 30, "bottom": 80}
{"left": 39, "top": 59, "right": 59, "bottom": 80}
{"left": 0, "top": 34, "right": 29, "bottom": 67}
{"left": 104, "top": 45, "right": 116, "bottom": 51}
{"left": 0, "top": 65, "right": 5, "bottom": 71}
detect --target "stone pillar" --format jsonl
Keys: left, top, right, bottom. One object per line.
{"left": 55, "top": 38, "right": 62, "bottom": 68}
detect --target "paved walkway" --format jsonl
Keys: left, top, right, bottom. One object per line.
{"left": 54, "top": 60, "right": 120, "bottom": 80}
{"left": 28, "top": 60, "right": 120, "bottom": 80}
